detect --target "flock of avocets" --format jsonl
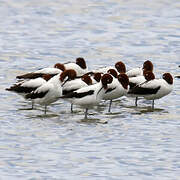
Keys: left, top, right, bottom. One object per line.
{"left": 6, "top": 58, "right": 174, "bottom": 118}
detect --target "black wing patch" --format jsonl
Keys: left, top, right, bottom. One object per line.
{"left": 62, "top": 88, "right": 78, "bottom": 95}
{"left": 129, "top": 82, "right": 137, "bottom": 89}
{"left": 6, "top": 84, "right": 37, "bottom": 94}
{"left": 16, "top": 73, "right": 45, "bottom": 79}
{"left": 105, "top": 87, "right": 116, "bottom": 94}
{"left": 16, "top": 73, "right": 57, "bottom": 79}
{"left": 128, "top": 86, "right": 161, "bottom": 95}
{"left": 25, "top": 90, "right": 49, "bottom": 99}
{"left": 62, "top": 90, "right": 94, "bottom": 99}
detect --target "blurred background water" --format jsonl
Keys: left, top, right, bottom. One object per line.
{"left": 0, "top": 0, "right": 180, "bottom": 179}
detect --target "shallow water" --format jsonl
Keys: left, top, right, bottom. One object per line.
{"left": 0, "top": 0, "right": 180, "bottom": 179}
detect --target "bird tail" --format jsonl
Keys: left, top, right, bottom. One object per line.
{"left": 16, "top": 73, "right": 43, "bottom": 79}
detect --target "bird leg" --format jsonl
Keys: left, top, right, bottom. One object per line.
{"left": 71, "top": 103, "right": 73, "bottom": 113}
{"left": 84, "top": 108, "right": 88, "bottom": 119}
{"left": 135, "top": 97, "right": 138, "bottom": 106}
{"left": 31, "top": 101, "right": 34, "bottom": 109}
{"left": 152, "top": 100, "right": 154, "bottom": 110}
{"left": 44, "top": 105, "right": 47, "bottom": 114}
{"left": 108, "top": 100, "right": 112, "bottom": 113}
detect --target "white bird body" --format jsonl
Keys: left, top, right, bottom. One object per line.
{"left": 102, "top": 73, "right": 129, "bottom": 112}
{"left": 6, "top": 74, "right": 54, "bottom": 109}
{"left": 103, "top": 77, "right": 128, "bottom": 100}
{"left": 128, "top": 73, "right": 173, "bottom": 108}
{"left": 61, "top": 74, "right": 113, "bottom": 118}
{"left": 129, "top": 75, "right": 146, "bottom": 85}
{"left": 25, "top": 73, "right": 63, "bottom": 113}
{"left": 16, "top": 57, "right": 88, "bottom": 79}
{"left": 127, "top": 71, "right": 153, "bottom": 105}
{"left": 128, "top": 75, "right": 147, "bottom": 93}
{"left": 93, "top": 66, "right": 114, "bottom": 74}
{"left": 16, "top": 67, "right": 62, "bottom": 79}
{"left": 58, "top": 57, "right": 88, "bottom": 76}
{"left": 92, "top": 61, "right": 126, "bottom": 74}
{"left": 62, "top": 78, "right": 89, "bottom": 95}
{"left": 33, "top": 74, "right": 62, "bottom": 105}
{"left": 64, "top": 63, "right": 88, "bottom": 76}
{"left": 126, "top": 60, "right": 154, "bottom": 78}
{"left": 6, "top": 75, "right": 52, "bottom": 98}
{"left": 136, "top": 79, "right": 173, "bottom": 100}
{"left": 10, "top": 78, "right": 46, "bottom": 95}
{"left": 64, "top": 82, "right": 104, "bottom": 108}
{"left": 35, "top": 67, "right": 62, "bottom": 74}
{"left": 34, "top": 84, "right": 61, "bottom": 105}
{"left": 126, "top": 67, "right": 143, "bottom": 77}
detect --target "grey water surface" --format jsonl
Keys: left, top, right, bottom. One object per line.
{"left": 0, "top": 0, "right": 180, "bottom": 179}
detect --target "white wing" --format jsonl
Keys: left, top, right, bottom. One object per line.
{"left": 129, "top": 76, "right": 146, "bottom": 85}
{"left": 126, "top": 67, "right": 142, "bottom": 77}
{"left": 22, "top": 78, "right": 46, "bottom": 88}
{"left": 34, "top": 82, "right": 53, "bottom": 94}
{"left": 63, "top": 78, "right": 88, "bottom": 91}
{"left": 35, "top": 68, "right": 62, "bottom": 74}
{"left": 93, "top": 66, "right": 114, "bottom": 74}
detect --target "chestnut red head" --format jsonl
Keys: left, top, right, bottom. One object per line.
{"left": 143, "top": 60, "right": 153, "bottom": 72}
{"left": 60, "top": 69, "right": 77, "bottom": 82}
{"left": 93, "top": 72, "right": 102, "bottom": 82}
{"left": 54, "top": 63, "right": 65, "bottom": 71}
{"left": 115, "top": 61, "right": 126, "bottom": 73}
{"left": 67, "top": 69, "right": 77, "bottom": 80}
{"left": 117, "top": 73, "right": 129, "bottom": 89}
{"left": 76, "top": 57, "right": 87, "bottom": 69}
{"left": 163, "top": 73, "right": 173, "bottom": 85}
{"left": 144, "top": 71, "right": 155, "bottom": 81}
{"left": 81, "top": 74, "right": 92, "bottom": 85}
{"left": 107, "top": 69, "right": 118, "bottom": 78}
{"left": 101, "top": 74, "right": 113, "bottom": 89}
{"left": 143, "top": 69, "right": 151, "bottom": 76}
